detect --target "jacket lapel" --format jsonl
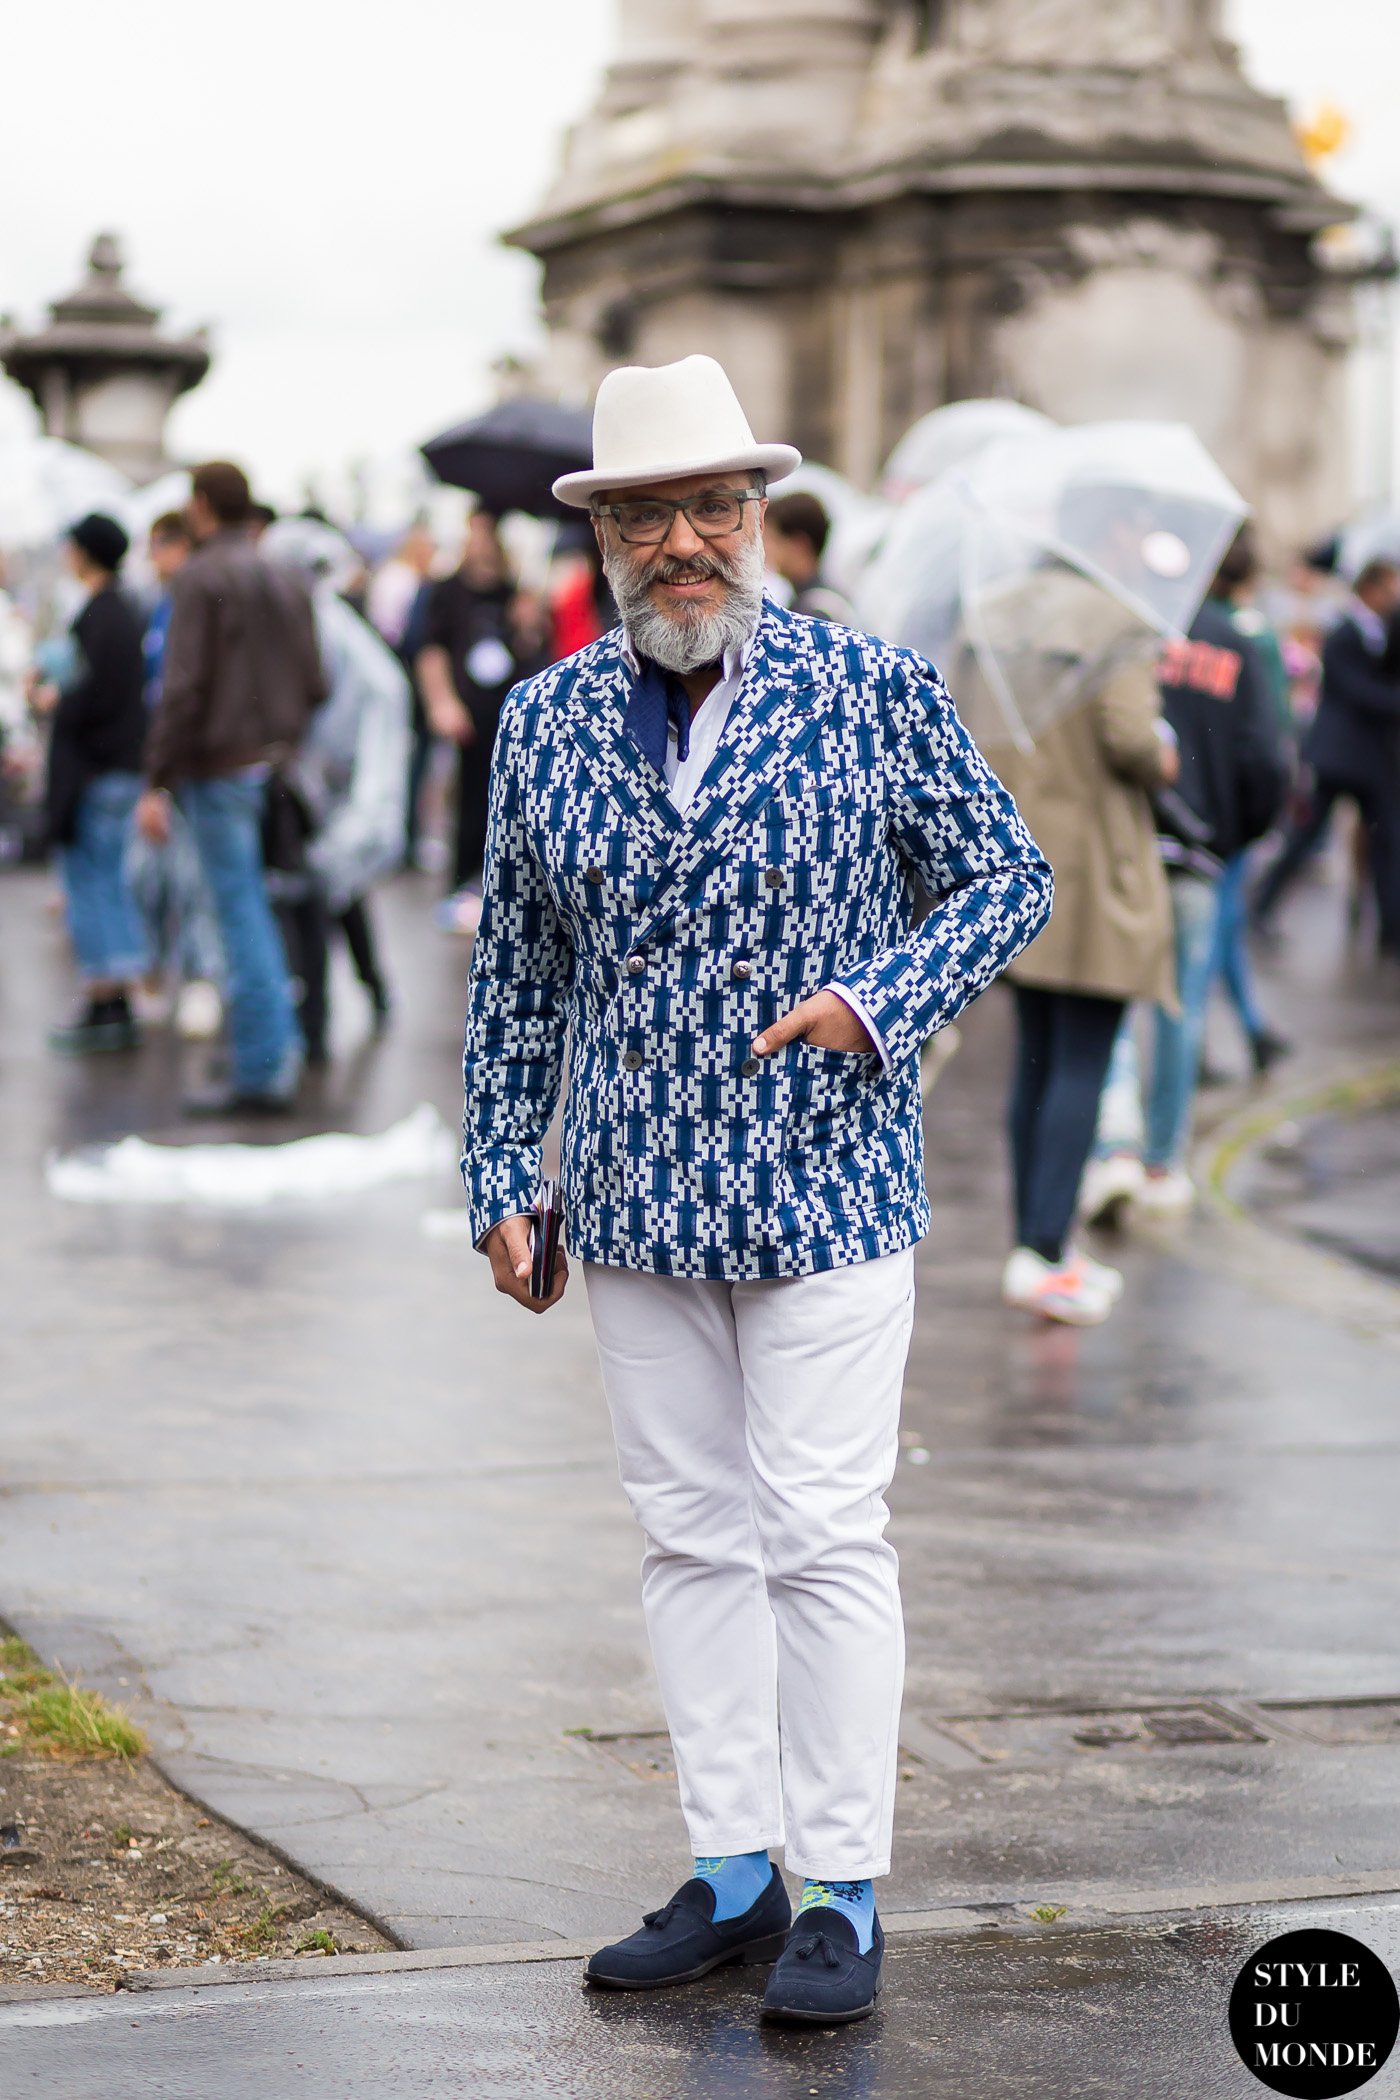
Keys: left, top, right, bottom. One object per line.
{"left": 552, "top": 634, "right": 683, "bottom": 867}
{"left": 633, "top": 605, "right": 834, "bottom": 938}
{"left": 550, "top": 608, "right": 835, "bottom": 931}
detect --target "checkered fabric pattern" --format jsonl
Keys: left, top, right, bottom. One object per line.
{"left": 461, "top": 602, "right": 1052, "bottom": 1280}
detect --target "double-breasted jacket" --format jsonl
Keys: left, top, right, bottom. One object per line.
{"left": 462, "top": 603, "right": 1052, "bottom": 1281}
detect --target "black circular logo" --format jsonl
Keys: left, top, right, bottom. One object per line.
{"left": 1229, "top": 1928, "right": 1399, "bottom": 2097}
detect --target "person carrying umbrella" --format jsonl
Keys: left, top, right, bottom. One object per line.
{"left": 859, "top": 422, "right": 1247, "bottom": 1322}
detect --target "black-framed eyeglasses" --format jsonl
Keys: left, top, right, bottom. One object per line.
{"left": 592, "top": 489, "right": 763, "bottom": 546}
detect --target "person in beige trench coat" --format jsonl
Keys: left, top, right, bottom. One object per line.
{"left": 972, "top": 635, "right": 1176, "bottom": 1323}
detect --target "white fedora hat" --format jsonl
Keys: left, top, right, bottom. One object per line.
{"left": 552, "top": 354, "right": 801, "bottom": 509}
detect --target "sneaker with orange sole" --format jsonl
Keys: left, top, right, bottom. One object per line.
{"left": 1001, "top": 1248, "right": 1115, "bottom": 1327}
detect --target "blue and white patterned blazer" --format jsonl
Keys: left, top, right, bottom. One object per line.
{"left": 462, "top": 602, "right": 1052, "bottom": 1281}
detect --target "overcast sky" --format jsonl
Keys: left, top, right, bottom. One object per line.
{"left": 0, "top": 0, "right": 1394, "bottom": 513}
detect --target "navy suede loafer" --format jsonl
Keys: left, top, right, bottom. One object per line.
{"left": 585, "top": 1869, "right": 791, "bottom": 1990}
{"left": 760, "top": 1908, "right": 884, "bottom": 2024}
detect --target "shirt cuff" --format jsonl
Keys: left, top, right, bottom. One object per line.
{"left": 825, "top": 984, "right": 892, "bottom": 1072}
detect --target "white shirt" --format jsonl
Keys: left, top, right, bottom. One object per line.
{"left": 617, "top": 622, "right": 890, "bottom": 1067}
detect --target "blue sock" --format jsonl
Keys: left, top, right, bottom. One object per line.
{"left": 693, "top": 1851, "right": 771, "bottom": 1922}
{"left": 798, "top": 1877, "right": 876, "bottom": 1953}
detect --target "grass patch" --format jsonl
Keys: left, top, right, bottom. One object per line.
{"left": 237, "top": 1907, "right": 282, "bottom": 1952}
{"left": 0, "top": 1636, "right": 145, "bottom": 1761}
{"left": 297, "top": 1928, "right": 338, "bottom": 1956}
{"left": 210, "top": 1858, "right": 256, "bottom": 1900}
{"left": 1029, "top": 1904, "right": 1069, "bottom": 1924}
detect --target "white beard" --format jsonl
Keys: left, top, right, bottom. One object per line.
{"left": 605, "top": 530, "right": 766, "bottom": 673}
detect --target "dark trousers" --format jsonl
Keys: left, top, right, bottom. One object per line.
{"left": 275, "top": 892, "right": 330, "bottom": 1064}
{"left": 1009, "top": 985, "right": 1127, "bottom": 1263}
{"left": 339, "top": 896, "right": 386, "bottom": 1007}
{"left": 1254, "top": 772, "right": 1400, "bottom": 954}
{"left": 452, "top": 701, "right": 503, "bottom": 892}
{"left": 403, "top": 714, "right": 433, "bottom": 868}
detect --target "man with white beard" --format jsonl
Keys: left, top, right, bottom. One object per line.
{"left": 460, "top": 355, "right": 1051, "bottom": 2025}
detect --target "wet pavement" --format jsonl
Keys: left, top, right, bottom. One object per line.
{"left": 5, "top": 1895, "right": 1400, "bottom": 2098}
{"left": 1, "top": 848, "right": 1399, "bottom": 1990}
{"left": 1236, "top": 1095, "right": 1400, "bottom": 1284}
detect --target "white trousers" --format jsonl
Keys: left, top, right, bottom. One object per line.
{"left": 584, "top": 1249, "right": 915, "bottom": 1881}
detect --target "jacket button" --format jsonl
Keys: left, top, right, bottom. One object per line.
{"left": 625, "top": 952, "right": 646, "bottom": 976}
{"left": 740, "top": 1057, "right": 760, "bottom": 1077}
{"left": 763, "top": 866, "right": 785, "bottom": 889}
{"left": 731, "top": 958, "right": 753, "bottom": 981}
{"left": 621, "top": 1049, "right": 644, "bottom": 1071}
{"left": 584, "top": 865, "right": 604, "bottom": 884}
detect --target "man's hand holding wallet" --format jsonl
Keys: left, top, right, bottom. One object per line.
{"left": 483, "top": 1179, "right": 569, "bottom": 1313}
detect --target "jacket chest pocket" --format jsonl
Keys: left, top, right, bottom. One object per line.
{"left": 773, "top": 771, "right": 882, "bottom": 896}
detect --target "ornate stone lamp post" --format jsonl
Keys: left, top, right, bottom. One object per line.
{"left": 0, "top": 234, "right": 210, "bottom": 485}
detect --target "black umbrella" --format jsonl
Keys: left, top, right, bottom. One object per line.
{"left": 419, "top": 398, "right": 593, "bottom": 519}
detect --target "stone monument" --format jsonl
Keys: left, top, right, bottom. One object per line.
{"left": 511, "top": 0, "right": 1359, "bottom": 548}
{"left": 0, "top": 234, "right": 210, "bottom": 485}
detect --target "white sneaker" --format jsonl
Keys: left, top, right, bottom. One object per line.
{"left": 1132, "top": 1169, "right": 1196, "bottom": 1216}
{"left": 1001, "top": 1248, "right": 1114, "bottom": 1327}
{"left": 1078, "top": 1151, "right": 1144, "bottom": 1229}
{"left": 175, "top": 979, "right": 224, "bottom": 1041}
{"left": 1074, "top": 1249, "right": 1124, "bottom": 1303}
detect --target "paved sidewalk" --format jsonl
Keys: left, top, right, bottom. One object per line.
{"left": 7, "top": 1896, "right": 1399, "bottom": 2099}
{"left": 1, "top": 857, "right": 1398, "bottom": 1964}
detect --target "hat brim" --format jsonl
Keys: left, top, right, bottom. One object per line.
{"left": 552, "top": 443, "right": 802, "bottom": 510}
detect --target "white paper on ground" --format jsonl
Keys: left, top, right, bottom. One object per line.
{"left": 45, "top": 1103, "right": 458, "bottom": 1209}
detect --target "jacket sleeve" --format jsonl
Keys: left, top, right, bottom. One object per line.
{"left": 144, "top": 568, "right": 213, "bottom": 788}
{"left": 461, "top": 694, "right": 575, "bottom": 1249}
{"left": 832, "top": 655, "right": 1054, "bottom": 1069}
{"left": 1093, "top": 658, "right": 1174, "bottom": 788}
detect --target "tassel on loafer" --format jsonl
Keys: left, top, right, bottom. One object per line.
{"left": 760, "top": 1908, "right": 884, "bottom": 2025}
{"left": 585, "top": 1868, "right": 791, "bottom": 1990}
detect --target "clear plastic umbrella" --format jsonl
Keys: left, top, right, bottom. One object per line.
{"left": 0, "top": 436, "right": 131, "bottom": 548}
{"left": 858, "top": 420, "right": 1247, "bottom": 751}
{"left": 879, "top": 398, "right": 1053, "bottom": 502}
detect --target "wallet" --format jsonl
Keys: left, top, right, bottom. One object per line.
{"left": 530, "top": 1177, "right": 564, "bottom": 1299}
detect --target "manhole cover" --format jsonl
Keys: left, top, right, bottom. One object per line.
{"left": 927, "top": 1703, "right": 1268, "bottom": 1763}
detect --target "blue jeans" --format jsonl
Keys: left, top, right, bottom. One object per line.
{"left": 178, "top": 776, "right": 300, "bottom": 1095}
{"left": 59, "top": 773, "right": 150, "bottom": 985}
{"left": 1100, "top": 871, "right": 1220, "bottom": 1172}
{"left": 1208, "top": 850, "right": 1264, "bottom": 1042}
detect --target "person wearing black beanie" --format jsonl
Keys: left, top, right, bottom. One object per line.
{"left": 41, "top": 512, "right": 151, "bottom": 1052}
{"left": 67, "top": 511, "right": 131, "bottom": 575}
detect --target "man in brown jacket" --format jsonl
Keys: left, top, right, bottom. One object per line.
{"left": 137, "top": 461, "right": 325, "bottom": 1113}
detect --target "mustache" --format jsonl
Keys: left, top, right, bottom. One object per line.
{"left": 638, "top": 550, "right": 737, "bottom": 587}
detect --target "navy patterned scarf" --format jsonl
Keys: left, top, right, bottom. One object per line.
{"left": 624, "top": 657, "right": 692, "bottom": 777}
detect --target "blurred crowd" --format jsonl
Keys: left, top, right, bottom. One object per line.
{"left": 1, "top": 414, "right": 1397, "bottom": 1325}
